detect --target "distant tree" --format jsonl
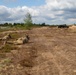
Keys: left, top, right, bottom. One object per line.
{"left": 8, "top": 23, "right": 13, "bottom": 27}
{"left": 21, "top": 23, "right": 24, "bottom": 26}
{"left": 24, "top": 12, "right": 33, "bottom": 29}
{"left": 13, "top": 23, "right": 17, "bottom": 26}
{"left": 74, "top": 23, "right": 75, "bottom": 25}
{"left": 4, "top": 23, "right": 9, "bottom": 26}
{"left": 41, "top": 23, "right": 46, "bottom": 26}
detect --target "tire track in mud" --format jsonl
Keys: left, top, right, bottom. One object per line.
{"left": 30, "top": 27, "right": 76, "bottom": 75}
{"left": 30, "top": 28, "right": 63, "bottom": 75}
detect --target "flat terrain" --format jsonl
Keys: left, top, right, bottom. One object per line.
{"left": 0, "top": 27, "right": 76, "bottom": 75}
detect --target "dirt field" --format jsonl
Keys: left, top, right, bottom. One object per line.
{"left": 0, "top": 27, "right": 76, "bottom": 75}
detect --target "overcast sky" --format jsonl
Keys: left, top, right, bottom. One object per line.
{"left": 0, "top": 0, "right": 76, "bottom": 24}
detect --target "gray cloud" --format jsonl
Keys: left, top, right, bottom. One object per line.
{"left": 0, "top": 0, "right": 76, "bottom": 24}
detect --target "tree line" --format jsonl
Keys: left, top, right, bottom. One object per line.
{"left": 0, "top": 12, "right": 73, "bottom": 29}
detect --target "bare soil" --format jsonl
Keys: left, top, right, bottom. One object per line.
{"left": 0, "top": 27, "right": 76, "bottom": 75}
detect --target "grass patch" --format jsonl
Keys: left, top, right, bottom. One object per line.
{"left": 11, "top": 33, "right": 21, "bottom": 40}
{"left": 1, "top": 44, "right": 18, "bottom": 53}
{"left": 0, "top": 27, "right": 16, "bottom": 32}
{"left": 0, "top": 58, "right": 12, "bottom": 64}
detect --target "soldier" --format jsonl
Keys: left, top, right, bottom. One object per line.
{"left": 2, "top": 34, "right": 11, "bottom": 41}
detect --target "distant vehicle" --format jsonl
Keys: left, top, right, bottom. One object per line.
{"left": 58, "top": 24, "right": 69, "bottom": 28}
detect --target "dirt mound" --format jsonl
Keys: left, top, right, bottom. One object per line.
{"left": 69, "top": 25, "right": 76, "bottom": 29}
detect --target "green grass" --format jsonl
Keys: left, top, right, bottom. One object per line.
{"left": 11, "top": 33, "right": 21, "bottom": 40}
{"left": 0, "top": 58, "right": 12, "bottom": 64}
{"left": 1, "top": 44, "right": 18, "bottom": 53}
